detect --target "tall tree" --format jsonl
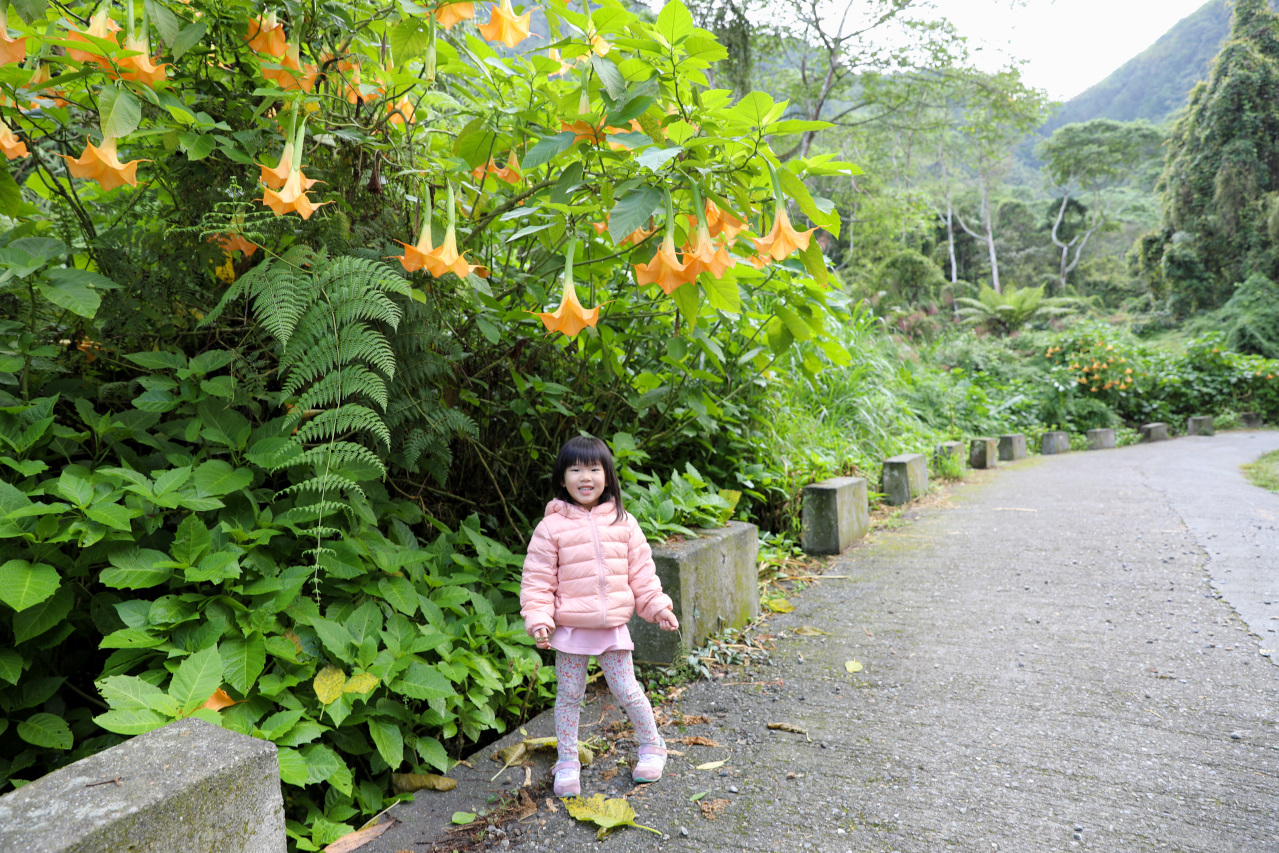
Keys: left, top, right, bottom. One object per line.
{"left": 1037, "top": 119, "right": 1164, "bottom": 292}
{"left": 1140, "top": 0, "right": 1279, "bottom": 311}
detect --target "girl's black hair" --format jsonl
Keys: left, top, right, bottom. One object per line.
{"left": 551, "top": 435, "right": 627, "bottom": 523}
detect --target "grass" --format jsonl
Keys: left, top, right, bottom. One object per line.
{"left": 1243, "top": 449, "right": 1279, "bottom": 493}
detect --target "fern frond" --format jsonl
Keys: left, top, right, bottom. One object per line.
{"left": 281, "top": 473, "right": 367, "bottom": 500}
{"left": 284, "top": 364, "right": 389, "bottom": 410}
{"left": 283, "top": 323, "right": 396, "bottom": 384}
{"left": 294, "top": 405, "right": 392, "bottom": 448}
{"left": 296, "top": 442, "right": 388, "bottom": 477}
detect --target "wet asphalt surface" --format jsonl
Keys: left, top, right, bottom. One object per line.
{"left": 368, "top": 431, "right": 1279, "bottom": 853}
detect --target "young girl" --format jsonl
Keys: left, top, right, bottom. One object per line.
{"left": 520, "top": 435, "right": 679, "bottom": 797}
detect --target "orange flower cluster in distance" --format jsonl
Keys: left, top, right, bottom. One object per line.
{"left": 1049, "top": 339, "right": 1138, "bottom": 394}
{"left": 478, "top": 0, "right": 531, "bottom": 48}
{"left": 629, "top": 200, "right": 751, "bottom": 295}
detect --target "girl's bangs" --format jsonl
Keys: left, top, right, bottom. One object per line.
{"left": 559, "top": 440, "right": 610, "bottom": 469}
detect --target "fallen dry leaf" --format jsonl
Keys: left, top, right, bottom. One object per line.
{"left": 600, "top": 767, "right": 618, "bottom": 782}
{"left": 200, "top": 687, "right": 240, "bottom": 711}
{"left": 767, "top": 722, "right": 811, "bottom": 742}
{"left": 391, "top": 773, "right": 457, "bottom": 793}
{"left": 565, "top": 794, "right": 661, "bottom": 840}
{"left": 764, "top": 598, "right": 795, "bottom": 613}
{"left": 695, "top": 760, "right": 726, "bottom": 770}
{"left": 323, "top": 818, "right": 396, "bottom": 853}
{"left": 545, "top": 798, "right": 559, "bottom": 813}
{"left": 845, "top": 660, "right": 863, "bottom": 673}
{"left": 699, "top": 798, "right": 730, "bottom": 819}
{"left": 793, "top": 626, "right": 829, "bottom": 636}
{"left": 670, "top": 736, "right": 722, "bottom": 747}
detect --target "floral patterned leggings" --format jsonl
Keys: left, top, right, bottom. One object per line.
{"left": 554, "top": 650, "right": 661, "bottom": 764}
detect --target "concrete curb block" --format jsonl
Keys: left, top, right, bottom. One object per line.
{"left": 0, "top": 718, "right": 285, "bottom": 853}
{"left": 1041, "top": 431, "right": 1070, "bottom": 455}
{"left": 1140, "top": 422, "right": 1169, "bottom": 442}
{"left": 630, "top": 521, "right": 759, "bottom": 664}
{"left": 801, "top": 477, "right": 869, "bottom": 556}
{"left": 969, "top": 438, "right": 998, "bottom": 469}
{"left": 998, "top": 434, "right": 1027, "bottom": 461}
{"left": 1188, "top": 415, "right": 1215, "bottom": 436}
{"left": 882, "top": 453, "right": 928, "bottom": 506}
{"left": 1087, "top": 428, "right": 1116, "bottom": 450}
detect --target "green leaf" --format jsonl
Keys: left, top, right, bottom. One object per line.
{"left": 276, "top": 746, "right": 308, "bottom": 786}
{"left": 590, "top": 55, "right": 627, "bottom": 100}
{"left": 94, "top": 708, "right": 169, "bottom": 736}
{"left": 186, "top": 551, "right": 240, "bottom": 583}
{"left": 0, "top": 160, "right": 21, "bottom": 218}
{"left": 17, "top": 713, "right": 72, "bottom": 749}
{"left": 98, "top": 674, "right": 166, "bottom": 711}
{"left": 390, "top": 18, "right": 431, "bottom": 64}
{"left": 171, "top": 21, "right": 207, "bottom": 61}
{"left": 635, "top": 146, "right": 683, "bottom": 173}
{"left": 57, "top": 469, "right": 93, "bottom": 507}
{"left": 170, "top": 644, "right": 223, "bottom": 714}
{"left": 38, "top": 277, "right": 101, "bottom": 319}
{"left": 0, "top": 560, "right": 60, "bottom": 611}
{"left": 99, "top": 85, "right": 143, "bottom": 139}
{"left": 775, "top": 305, "right": 814, "bottom": 341}
{"left": 368, "top": 717, "right": 404, "bottom": 769}
{"left": 522, "top": 131, "right": 576, "bottom": 171}
{"left": 654, "top": 0, "right": 693, "bottom": 45}
{"left": 11, "top": 0, "right": 49, "bottom": 25}
{"left": 393, "top": 662, "right": 454, "bottom": 701}
{"left": 378, "top": 576, "right": 418, "bottom": 616}
{"left": 800, "top": 237, "right": 828, "bottom": 288}
{"left": 192, "top": 460, "right": 253, "bottom": 497}
{"left": 144, "top": 0, "right": 182, "bottom": 45}
{"left": 221, "top": 633, "right": 265, "bottom": 695}
{"left": 778, "top": 168, "right": 839, "bottom": 235}
{"left": 416, "top": 736, "right": 450, "bottom": 773}
{"left": 99, "top": 627, "right": 165, "bottom": 649}
{"left": 101, "top": 548, "right": 172, "bottom": 589}
{"left": 125, "top": 351, "right": 187, "bottom": 370}
{"left": 702, "top": 271, "right": 740, "bottom": 313}
{"left": 452, "top": 812, "right": 477, "bottom": 825}
{"left": 0, "top": 647, "right": 25, "bottom": 685}
{"left": 86, "top": 502, "right": 134, "bottom": 531}
{"left": 767, "top": 119, "right": 833, "bottom": 135}
{"left": 671, "top": 281, "right": 699, "bottom": 325}
{"left": 13, "top": 585, "right": 72, "bottom": 644}
{"left": 171, "top": 514, "right": 212, "bottom": 567}
{"left": 311, "top": 618, "right": 355, "bottom": 663}
{"left": 609, "top": 186, "right": 663, "bottom": 244}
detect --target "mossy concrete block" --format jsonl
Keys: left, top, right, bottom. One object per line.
{"left": 1041, "top": 431, "right": 1070, "bottom": 455}
{"left": 935, "top": 441, "right": 965, "bottom": 465}
{"left": 882, "top": 453, "right": 928, "bottom": 506}
{"left": 0, "top": 718, "right": 285, "bottom": 853}
{"left": 969, "top": 438, "right": 998, "bottom": 469}
{"left": 998, "top": 434, "right": 1027, "bottom": 461}
{"left": 801, "top": 477, "right": 869, "bottom": 556}
{"left": 1188, "top": 415, "right": 1215, "bottom": 436}
{"left": 629, "top": 521, "right": 759, "bottom": 664}
{"left": 1140, "top": 422, "right": 1168, "bottom": 442}
{"left": 1087, "top": 428, "right": 1116, "bottom": 450}
{"left": 1241, "top": 412, "right": 1263, "bottom": 428}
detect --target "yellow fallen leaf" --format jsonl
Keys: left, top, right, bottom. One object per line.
{"left": 564, "top": 793, "right": 661, "bottom": 839}
{"left": 793, "top": 626, "right": 829, "bottom": 636}
{"left": 765, "top": 598, "right": 795, "bottom": 613}
{"left": 696, "top": 760, "right": 726, "bottom": 770}
{"left": 392, "top": 773, "right": 457, "bottom": 793}
{"left": 845, "top": 660, "right": 863, "bottom": 673}
{"left": 314, "top": 665, "right": 346, "bottom": 705}
{"left": 767, "top": 722, "right": 811, "bottom": 742}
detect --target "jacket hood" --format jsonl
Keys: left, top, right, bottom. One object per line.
{"left": 544, "top": 498, "right": 617, "bottom": 519}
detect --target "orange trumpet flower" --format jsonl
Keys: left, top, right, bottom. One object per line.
{"left": 472, "top": 150, "right": 522, "bottom": 185}
{"left": 752, "top": 205, "right": 813, "bottom": 263}
{"left": 66, "top": 9, "right": 120, "bottom": 68}
{"left": 26, "top": 64, "right": 69, "bottom": 108}
{"left": 388, "top": 94, "right": 415, "bottom": 125}
{"left": 0, "top": 2, "right": 26, "bottom": 66}
{"left": 634, "top": 231, "right": 693, "bottom": 295}
{"left": 477, "top": 0, "right": 532, "bottom": 49}
{"left": 259, "top": 121, "right": 327, "bottom": 220}
{"left": 0, "top": 121, "right": 27, "bottom": 159}
{"left": 435, "top": 2, "right": 475, "bottom": 29}
{"left": 592, "top": 218, "right": 652, "bottom": 247}
{"left": 118, "top": 33, "right": 169, "bottom": 88}
{"left": 262, "top": 42, "right": 318, "bottom": 92}
{"left": 682, "top": 222, "right": 735, "bottom": 281}
{"left": 396, "top": 184, "right": 477, "bottom": 278}
{"left": 245, "top": 11, "right": 288, "bottom": 58}
{"left": 705, "top": 200, "right": 746, "bottom": 241}
{"left": 61, "top": 136, "right": 148, "bottom": 191}
{"left": 392, "top": 215, "right": 441, "bottom": 274}
{"left": 533, "top": 242, "right": 600, "bottom": 337}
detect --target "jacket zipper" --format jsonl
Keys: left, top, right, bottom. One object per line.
{"left": 587, "top": 510, "right": 607, "bottom": 628}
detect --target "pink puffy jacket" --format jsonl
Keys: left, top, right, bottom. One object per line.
{"left": 520, "top": 499, "right": 673, "bottom": 636}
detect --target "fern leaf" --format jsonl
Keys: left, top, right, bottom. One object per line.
{"left": 284, "top": 365, "right": 389, "bottom": 410}
{"left": 294, "top": 405, "right": 392, "bottom": 448}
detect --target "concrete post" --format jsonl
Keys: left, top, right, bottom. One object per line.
{"left": 969, "top": 438, "right": 998, "bottom": 469}
{"left": 801, "top": 477, "right": 869, "bottom": 556}
{"left": 1087, "top": 428, "right": 1116, "bottom": 450}
{"left": 1187, "top": 415, "right": 1214, "bottom": 436}
{"left": 1041, "top": 431, "right": 1070, "bottom": 455}
{"left": 1140, "top": 422, "right": 1168, "bottom": 442}
{"left": 998, "top": 434, "right": 1027, "bottom": 461}
{"left": 882, "top": 453, "right": 928, "bottom": 506}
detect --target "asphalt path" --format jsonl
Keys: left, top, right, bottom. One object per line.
{"left": 373, "top": 431, "right": 1279, "bottom": 853}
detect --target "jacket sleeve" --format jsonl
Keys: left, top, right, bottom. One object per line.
{"left": 520, "top": 521, "right": 559, "bottom": 636}
{"left": 626, "top": 518, "right": 673, "bottom": 623}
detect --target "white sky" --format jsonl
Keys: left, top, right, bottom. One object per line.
{"left": 912, "top": 0, "right": 1210, "bottom": 101}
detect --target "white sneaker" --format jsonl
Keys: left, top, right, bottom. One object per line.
{"left": 632, "top": 742, "right": 667, "bottom": 783}
{"left": 552, "top": 760, "right": 580, "bottom": 797}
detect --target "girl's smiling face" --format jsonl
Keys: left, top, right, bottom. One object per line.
{"left": 561, "top": 459, "right": 605, "bottom": 509}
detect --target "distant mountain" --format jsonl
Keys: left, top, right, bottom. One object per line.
{"left": 1041, "top": 0, "right": 1270, "bottom": 134}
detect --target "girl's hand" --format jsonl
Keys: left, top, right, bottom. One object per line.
{"left": 533, "top": 628, "right": 551, "bottom": 650}
{"left": 657, "top": 610, "right": 679, "bottom": 632}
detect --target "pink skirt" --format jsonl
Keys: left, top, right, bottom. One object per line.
{"left": 549, "top": 625, "right": 634, "bottom": 656}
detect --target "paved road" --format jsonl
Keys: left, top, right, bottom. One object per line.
{"left": 377, "top": 432, "right": 1279, "bottom": 853}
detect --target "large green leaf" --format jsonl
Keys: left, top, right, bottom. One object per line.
{"left": 99, "top": 85, "right": 142, "bottom": 139}
{"left": 170, "top": 644, "right": 223, "bottom": 714}
{"left": 609, "top": 186, "right": 663, "bottom": 243}
{"left": 655, "top": 0, "right": 693, "bottom": 45}
{"left": 522, "top": 131, "right": 576, "bottom": 171}
{"left": 390, "top": 18, "right": 431, "bottom": 64}
{"left": 13, "top": 585, "right": 72, "bottom": 644}
{"left": 192, "top": 460, "right": 253, "bottom": 497}
{"left": 100, "top": 548, "right": 172, "bottom": 589}
{"left": 94, "top": 708, "right": 169, "bottom": 736}
{"left": 368, "top": 717, "right": 404, "bottom": 769}
{"left": 170, "top": 514, "right": 212, "bottom": 567}
{"left": 17, "top": 713, "right": 72, "bottom": 749}
{"left": 11, "top": 0, "right": 48, "bottom": 24}
{"left": 0, "top": 647, "right": 24, "bottom": 685}
{"left": 0, "top": 559, "right": 60, "bottom": 611}
{"left": 99, "top": 674, "right": 167, "bottom": 711}
{"left": 221, "top": 633, "right": 265, "bottom": 695}
{"left": 0, "top": 160, "right": 21, "bottom": 218}
{"left": 393, "top": 662, "right": 454, "bottom": 701}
